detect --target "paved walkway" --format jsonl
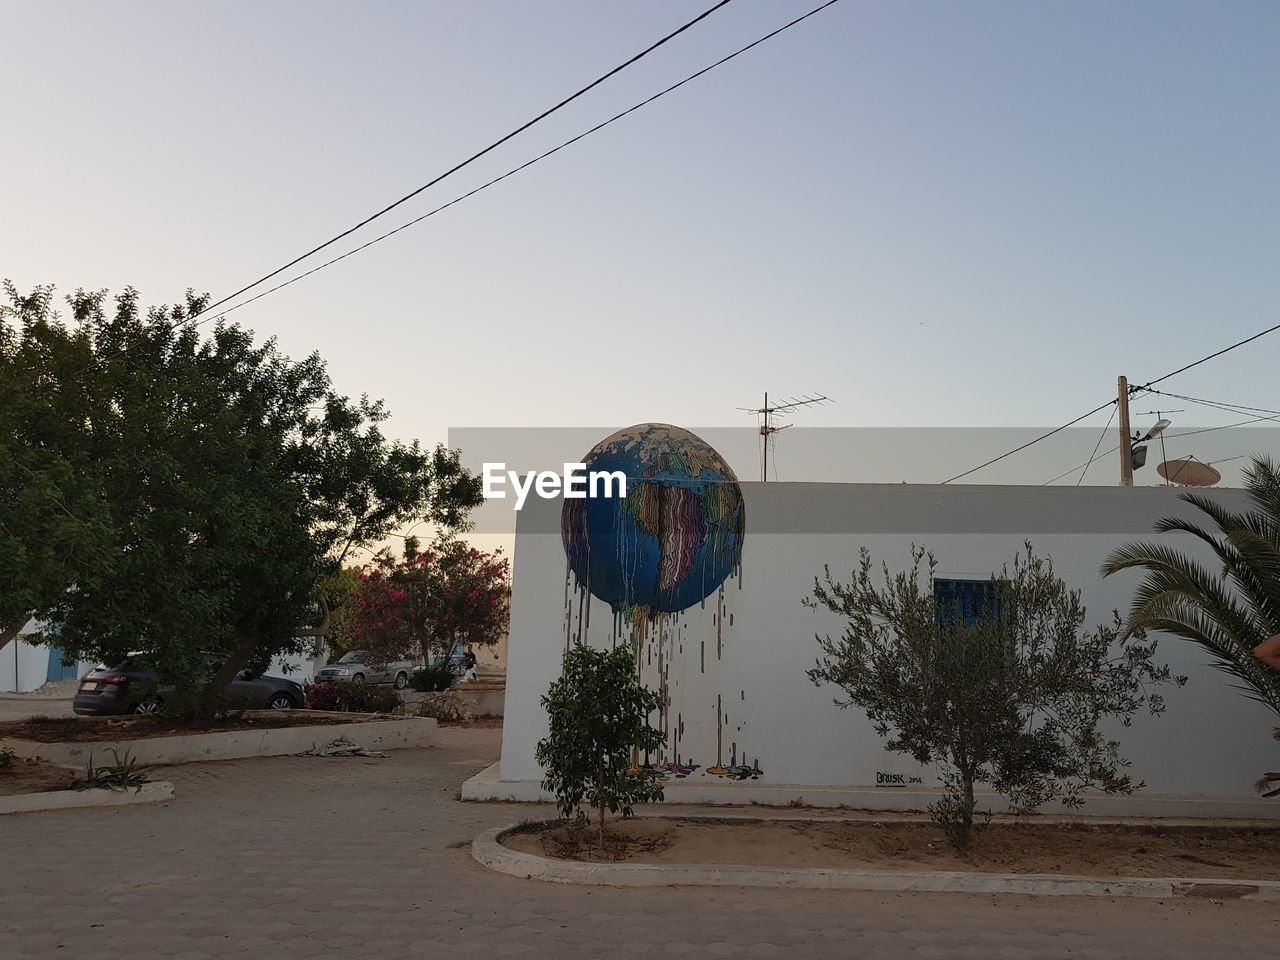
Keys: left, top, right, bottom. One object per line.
{"left": 0, "top": 679, "right": 79, "bottom": 699}
{"left": 5, "top": 726, "right": 1278, "bottom": 959}
{"left": 0, "top": 696, "right": 74, "bottom": 722}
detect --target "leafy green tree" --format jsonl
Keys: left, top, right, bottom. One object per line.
{"left": 1102, "top": 455, "right": 1280, "bottom": 717}
{"left": 0, "top": 282, "right": 482, "bottom": 713}
{"left": 808, "top": 544, "right": 1182, "bottom": 852}
{"left": 0, "top": 283, "right": 113, "bottom": 650}
{"left": 310, "top": 566, "right": 364, "bottom": 661}
{"left": 536, "top": 644, "right": 666, "bottom": 850}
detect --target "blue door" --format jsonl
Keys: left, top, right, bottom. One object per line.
{"left": 46, "top": 647, "right": 78, "bottom": 682}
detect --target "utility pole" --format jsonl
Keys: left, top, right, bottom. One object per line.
{"left": 1118, "top": 375, "right": 1134, "bottom": 487}
{"left": 762, "top": 392, "right": 772, "bottom": 483}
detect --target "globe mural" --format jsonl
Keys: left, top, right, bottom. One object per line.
{"left": 561, "top": 423, "right": 745, "bottom": 616}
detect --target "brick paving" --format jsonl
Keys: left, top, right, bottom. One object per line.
{"left": 5, "top": 725, "right": 1278, "bottom": 959}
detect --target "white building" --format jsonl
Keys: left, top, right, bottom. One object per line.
{"left": 466, "top": 481, "right": 1280, "bottom": 818}
{"left": 0, "top": 620, "right": 95, "bottom": 693}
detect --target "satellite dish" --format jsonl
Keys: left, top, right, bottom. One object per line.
{"left": 1157, "top": 458, "right": 1221, "bottom": 487}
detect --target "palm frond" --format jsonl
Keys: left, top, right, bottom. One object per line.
{"left": 1104, "top": 467, "right": 1280, "bottom": 719}
{"left": 1242, "top": 456, "right": 1280, "bottom": 529}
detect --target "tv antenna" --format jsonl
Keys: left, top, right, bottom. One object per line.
{"left": 738, "top": 392, "right": 831, "bottom": 481}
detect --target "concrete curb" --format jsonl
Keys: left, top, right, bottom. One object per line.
{"left": 401, "top": 686, "right": 504, "bottom": 717}
{"left": 0, "top": 780, "right": 174, "bottom": 815}
{"left": 459, "top": 763, "right": 1280, "bottom": 819}
{"left": 472, "top": 817, "right": 1280, "bottom": 900}
{"left": 0, "top": 712, "right": 437, "bottom": 768}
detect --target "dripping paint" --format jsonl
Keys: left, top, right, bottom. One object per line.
{"left": 561, "top": 423, "right": 744, "bottom": 615}
{"left": 558, "top": 423, "right": 761, "bottom": 781}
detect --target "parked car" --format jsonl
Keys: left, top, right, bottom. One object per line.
{"left": 314, "top": 650, "right": 421, "bottom": 689}
{"left": 73, "top": 653, "right": 304, "bottom": 716}
{"left": 431, "top": 643, "right": 466, "bottom": 672}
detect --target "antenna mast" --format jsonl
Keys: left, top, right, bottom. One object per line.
{"left": 739, "top": 392, "right": 831, "bottom": 481}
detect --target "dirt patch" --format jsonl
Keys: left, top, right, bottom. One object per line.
{"left": 529, "top": 819, "right": 672, "bottom": 862}
{"left": 0, "top": 757, "right": 75, "bottom": 796}
{"left": 438, "top": 717, "right": 504, "bottom": 729}
{"left": 0, "top": 711, "right": 392, "bottom": 743}
{"left": 503, "top": 817, "right": 1280, "bottom": 879}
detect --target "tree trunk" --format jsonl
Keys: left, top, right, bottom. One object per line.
{"left": 292, "top": 596, "right": 331, "bottom": 638}
{"left": 596, "top": 755, "right": 607, "bottom": 855}
{"left": 199, "top": 634, "right": 262, "bottom": 719}
{"left": 293, "top": 597, "right": 332, "bottom": 662}
{"left": 960, "top": 770, "right": 976, "bottom": 853}
{"left": 0, "top": 621, "right": 24, "bottom": 654}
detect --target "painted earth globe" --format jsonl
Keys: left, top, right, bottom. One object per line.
{"left": 561, "top": 423, "right": 745, "bottom": 615}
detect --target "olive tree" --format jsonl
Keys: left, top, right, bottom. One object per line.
{"left": 807, "top": 543, "right": 1183, "bottom": 852}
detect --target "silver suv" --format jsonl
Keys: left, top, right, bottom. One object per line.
{"left": 314, "top": 650, "right": 420, "bottom": 689}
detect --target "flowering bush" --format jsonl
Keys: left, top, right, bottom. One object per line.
{"left": 352, "top": 534, "right": 510, "bottom": 666}
{"left": 303, "top": 681, "right": 400, "bottom": 714}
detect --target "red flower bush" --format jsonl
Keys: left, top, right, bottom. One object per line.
{"left": 302, "top": 681, "right": 400, "bottom": 714}
{"left": 351, "top": 534, "right": 510, "bottom": 666}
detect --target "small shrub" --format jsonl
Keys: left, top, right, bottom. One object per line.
{"left": 536, "top": 644, "right": 666, "bottom": 852}
{"left": 69, "top": 750, "right": 149, "bottom": 793}
{"left": 0, "top": 746, "right": 14, "bottom": 771}
{"left": 505, "top": 818, "right": 548, "bottom": 837}
{"left": 303, "top": 681, "right": 400, "bottom": 714}
{"left": 410, "top": 662, "right": 458, "bottom": 692}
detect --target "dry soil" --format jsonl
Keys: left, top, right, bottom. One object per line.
{"left": 505, "top": 816, "right": 1280, "bottom": 880}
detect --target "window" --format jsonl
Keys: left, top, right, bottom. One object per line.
{"left": 933, "top": 578, "right": 1002, "bottom": 626}
{"left": 932, "top": 577, "right": 1008, "bottom": 680}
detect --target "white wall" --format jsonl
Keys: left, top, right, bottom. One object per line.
{"left": 0, "top": 636, "right": 54, "bottom": 692}
{"left": 268, "top": 654, "right": 318, "bottom": 683}
{"left": 0, "top": 622, "right": 95, "bottom": 693}
{"left": 500, "top": 482, "right": 1277, "bottom": 801}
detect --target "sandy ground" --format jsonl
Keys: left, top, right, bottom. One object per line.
{"left": 0, "top": 697, "right": 75, "bottom": 723}
{"left": 506, "top": 816, "right": 1280, "bottom": 880}
{"left": 5, "top": 728, "right": 1279, "bottom": 960}
{"left": 0, "top": 756, "right": 74, "bottom": 796}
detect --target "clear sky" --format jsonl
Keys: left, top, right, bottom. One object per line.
{"left": 4, "top": 0, "right": 1279, "bottom": 494}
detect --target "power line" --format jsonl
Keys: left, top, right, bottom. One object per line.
{"left": 1135, "top": 387, "right": 1280, "bottom": 418}
{"left": 1042, "top": 442, "right": 1122, "bottom": 486}
{"left": 983, "top": 335, "right": 1280, "bottom": 486}
{"left": 940, "top": 400, "right": 1117, "bottom": 485}
{"left": 1076, "top": 403, "right": 1117, "bottom": 486}
{"left": 183, "top": 0, "right": 847, "bottom": 333}
{"left": 1134, "top": 321, "right": 1280, "bottom": 392}
{"left": 92, "top": 0, "right": 737, "bottom": 360}
{"left": 1048, "top": 414, "right": 1280, "bottom": 485}
{"left": 201, "top": 1, "right": 737, "bottom": 318}
{"left": 1169, "top": 412, "right": 1280, "bottom": 438}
